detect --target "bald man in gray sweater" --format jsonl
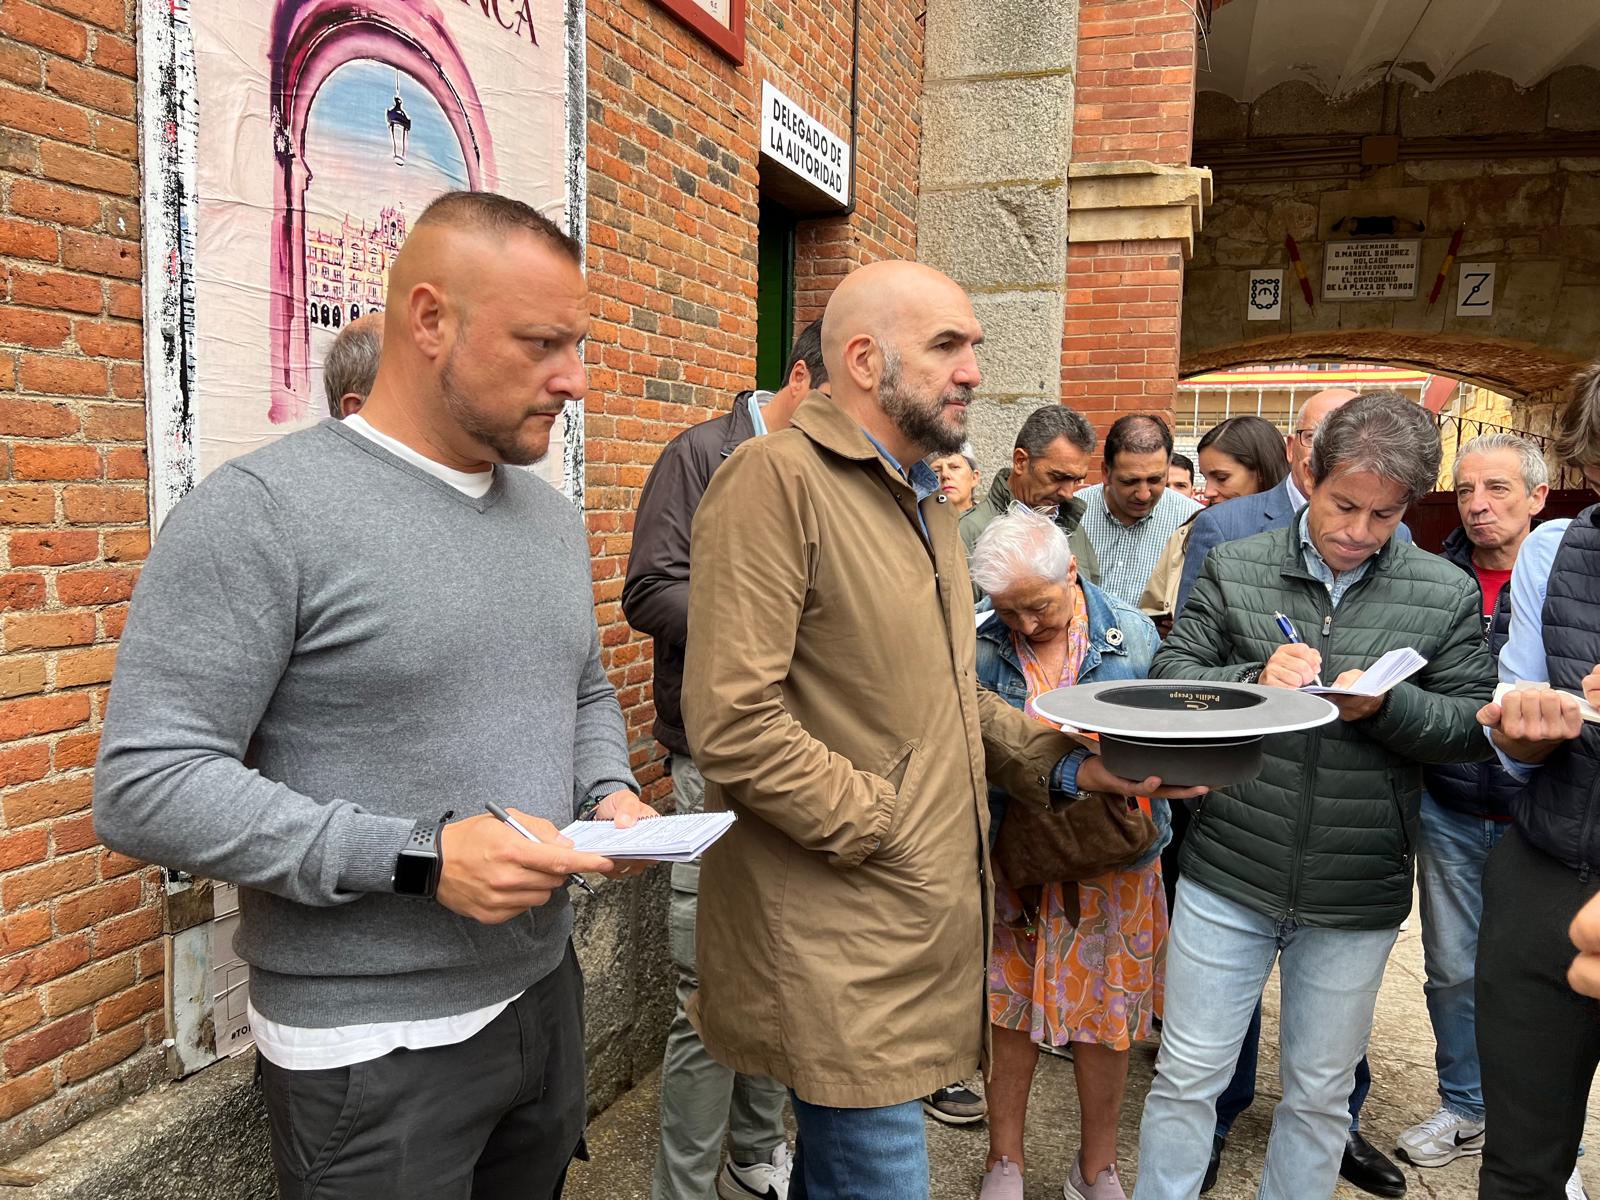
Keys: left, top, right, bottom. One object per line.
{"left": 94, "top": 192, "right": 656, "bottom": 1200}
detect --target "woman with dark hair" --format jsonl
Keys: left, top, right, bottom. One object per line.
{"left": 1139, "top": 416, "right": 1290, "bottom": 621}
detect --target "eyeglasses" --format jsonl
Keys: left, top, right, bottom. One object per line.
{"left": 1292, "top": 429, "right": 1316, "bottom": 446}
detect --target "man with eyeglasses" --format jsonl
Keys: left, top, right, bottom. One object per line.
{"left": 1170, "top": 386, "right": 1413, "bottom": 1198}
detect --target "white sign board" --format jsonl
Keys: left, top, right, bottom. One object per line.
{"left": 1247, "top": 271, "right": 1283, "bottom": 320}
{"left": 1322, "top": 239, "right": 1420, "bottom": 301}
{"left": 760, "top": 80, "right": 850, "bottom": 207}
{"left": 1455, "top": 262, "right": 1496, "bottom": 317}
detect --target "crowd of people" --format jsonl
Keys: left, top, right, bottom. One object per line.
{"left": 87, "top": 189, "right": 1600, "bottom": 1200}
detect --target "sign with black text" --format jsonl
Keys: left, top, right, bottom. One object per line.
{"left": 1322, "top": 239, "right": 1420, "bottom": 301}
{"left": 759, "top": 80, "right": 850, "bottom": 209}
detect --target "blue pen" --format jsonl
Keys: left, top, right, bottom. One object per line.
{"left": 1272, "top": 611, "right": 1325, "bottom": 687}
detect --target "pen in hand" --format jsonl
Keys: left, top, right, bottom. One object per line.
{"left": 1272, "top": 610, "right": 1325, "bottom": 687}
{"left": 485, "top": 800, "right": 599, "bottom": 899}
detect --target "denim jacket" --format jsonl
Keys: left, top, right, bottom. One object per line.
{"left": 976, "top": 580, "right": 1172, "bottom": 867}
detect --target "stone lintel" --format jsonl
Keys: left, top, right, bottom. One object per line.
{"left": 1066, "top": 161, "right": 1214, "bottom": 257}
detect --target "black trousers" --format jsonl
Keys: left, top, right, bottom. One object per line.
{"left": 259, "top": 945, "right": 587, "bottom": 1200}
{"left": 1477, "top": 828, "right": 1600, "bottom": 1199}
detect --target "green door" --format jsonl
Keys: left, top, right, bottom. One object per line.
{"left": 756, "top": 198, "right": 798, "bottom": 392}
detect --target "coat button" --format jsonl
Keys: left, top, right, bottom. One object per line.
{"left": 936, "top": 494, "right": 948, "bottom": 503}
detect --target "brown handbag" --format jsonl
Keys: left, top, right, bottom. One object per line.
{"left": 992, "top": 788, "right": 1160, "bottom": 887}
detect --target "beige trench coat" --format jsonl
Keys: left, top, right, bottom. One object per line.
{"left": 682, "top": 393, "right": 1077, "bottom": 1107}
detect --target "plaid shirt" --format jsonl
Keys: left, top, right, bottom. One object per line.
{"left": 1077, "top": 483, "right": 1201, "bottom": 606}
{"left": 1297, "top": 508, "right": 1373, "bottom": 608}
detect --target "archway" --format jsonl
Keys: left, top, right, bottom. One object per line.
{"left": 267, "top": 0, "right": 498, "bottom": 421}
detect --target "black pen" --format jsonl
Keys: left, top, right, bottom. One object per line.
{"left": 485, "top": 800, "right": 599, "bottom": 899}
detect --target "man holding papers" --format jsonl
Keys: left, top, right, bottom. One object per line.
{"left": 1134, "top": 393, "right": 1495, "bottom": 1200}
{"left": 683, "top": 261, "right": 1202, "bottom": 1200}
{"left": 1475, "top": 367, "right": 1600, "bottom": 1200}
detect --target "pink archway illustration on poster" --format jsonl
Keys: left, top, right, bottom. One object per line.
{"left": 267, "top": 0, "right": 499, "bottom": 422}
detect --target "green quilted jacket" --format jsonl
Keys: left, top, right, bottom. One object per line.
{"left": 1152, "top": 521, "right": 1496, "bottom": 930}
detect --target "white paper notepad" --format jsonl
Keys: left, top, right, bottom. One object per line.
{"left": 1302, "top": 647, "right": 1426, "bottom": 698}
{"left": 559, "top": 812, "right": 737, "bottom": 862}
{"left": 1494, "top": 681, "right": 1600, "bottom": 725}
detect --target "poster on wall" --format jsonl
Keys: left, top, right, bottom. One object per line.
{"left": 137, "top": 0, "right": 587, "bottom": 529}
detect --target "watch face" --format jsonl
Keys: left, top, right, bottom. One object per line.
{"left": 393, "top": 850, "right": 437, "bottom": 897}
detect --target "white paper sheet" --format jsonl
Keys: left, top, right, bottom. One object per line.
{"left": 1302, "top": 646, "right": 1426, "bottom": 698}
{"left": 1493, "top": 681, "right": 1600, "bottom": 725}
{"left": 558, "top": 812, "right": 737, "bottom": 862}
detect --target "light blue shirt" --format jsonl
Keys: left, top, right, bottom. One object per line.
{"left": 1491, "top": 518, "right": 1571, "bottom": 778}
{"left": 1297, "top": 509, "right": 1373, "bottom": 608}
{"left": 861, "top": 430, "right": 939, "bottom": 541}
{"left": 1077, "top": 483, "right": 1202, "bottom": 607}
{"left": 746, "top": 390, "right": 774, "bottom": 438}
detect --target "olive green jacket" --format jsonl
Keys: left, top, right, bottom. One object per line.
{"left": 1152, "top": 521, "right": 1495, "bottom": 930}
{"left": 960, "top": 470, "right": 1101, "bottom": 601}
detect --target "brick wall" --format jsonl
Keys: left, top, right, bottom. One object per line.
{"left": 0, "top": 0, "right": 170, "bottom": 1157}
{"left": 0, "top": 0, "right": 925, "bottom": 1156}
{"left": 1061, "top": 0, "right": 1197, "bottom": 435}
{"left": 583, "top": 0, "right": 924, "bottom": 800}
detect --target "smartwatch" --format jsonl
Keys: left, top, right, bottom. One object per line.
{"left": 393, "top": 810, "right": 453, "bottom": 898}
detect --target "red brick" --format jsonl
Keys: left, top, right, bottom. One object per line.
{"left": 107, "top": 280, "right": 140, "bottom": 319}
{"left": 0, "top": 571, "right": 46, "bottom": 609}
{"left": 0, "top": 307, "right": 72, "bottom": 349}
{"left": 0, "top": 825, "right": 48, "bottom": 871}
{"left": 46, "top": 57, "right": 133, "bottom": 117}
{"left": 40, "top": 0, "right": 125, "bottom": 33}
{"left": 92, "top": 902, "right": 158, "bottom": 959}
{"left": 40, "top": 141, "right": 137, "bottom": 196}
{"left": 0, "top": 908, "right": 52, "bottom": 955}
{"left": 0, "top": 1068, "right": 54, "bottom": 1122}
{"left": 10, "top": 529, "right": 99, "bottom": 565}
{"left": 55, "top": 876, "right": 140, "bottom": 932}
{"left": 4, "top": 612, "right": 96, "bottom": 652}
{"left": 54, "top": 729, "right": 99, "bottom": 769}
{"left": 100, "top": 602, "right": 127, "bottom": 638}
{"left": 3, "top": 1010, "right": 91, "bottom": 1073}
{"left": 0, "top": 39, "right": 42, "bottom": 86}
{"left": 63, "top": 483, "right": 144, "bottom": 523}
{"left": 100, "top": 528, "right": 146, "bottom": 561}
{"left": 93, "top": 976, "right": 159, "bottom": 1033}
{"left": 0, "top": 991, "right": 43, "bottom": 1040}
{"left": 9, "top": 178, "right": 102, "bottom": 228}
{"left": 0, "top": 398, "right": 80, "bottom": 438}
{"left": 0, "top": 0, "right": 88, "bottom": 59}
{"left": 50, "top": 809, "right": 97, "bottom": 852}
{"left": 104, "top": 446, "right": 145, "bottom": 478}
{"left": 13, "top": 443, "right": 101, "bottom": 480}
{"left": 2, "top": 851, "right": 97, "bottom": 909}
{"left": 0, "top": 216, "right": 61, "bottom": 262}
{"left": 0, "top": 484, "right": 57, "bottom": 525}
{"left": 0, "top": 740, "right": 51, "bottom": 783}
{"left": 109, "top": 362, "right": 142, "bottom": 397}
{"left": 62, "top": 230, "right": 139, "bottom": 279}
{"left": 41, "top": 953, "right": 134, "bottom": 1016}
{"left": 97, "top": 846, "right": 141, "bottom": 878}
{"left": 10, "top": 267, "right": 102, "bottom": 314}
{"left": 81, "top": 403, "right": 143, "bottom": 441}
{"left": 91, "top": 31, "right": 134, "bottom": 77}
{"left": 3, "top": 770, "right": 93, "bottom": 827}
{"left": 75, "top": 318, "right": 141, "bottom": 358}
{"left": 0, "top": 82, "right": 92, "bottom": 144}
{"left": 61, "top": 1020, "right": 143, "bottom": 1083}
{"left": 54, "top": 641, "right": 119, "bottom": 681}
{"left": 19, "top": 353, "right": 106, "bottom": 397}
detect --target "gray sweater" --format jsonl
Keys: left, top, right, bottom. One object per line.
{"left": 94, "top": 421, "right": 635, "bottom": 1026}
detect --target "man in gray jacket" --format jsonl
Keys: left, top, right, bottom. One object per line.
{"left": 94, "top": 191, "right": 655, "bottom": 1200}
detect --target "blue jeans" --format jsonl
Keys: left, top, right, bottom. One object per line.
{"left": 789, "top": 1094, "right": 927, "bottom": 1200}
{"left": 1134, "top": 879, "right": 1398, "bottom": 1200}
{"left": 1216, "top": 1007, "right": 1371, "bottom": 1136}
{"left": 1417, "top": 792, "right": 1507, "bottom": 1122}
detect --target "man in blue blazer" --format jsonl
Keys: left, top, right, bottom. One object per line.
{"left": 1173, "top": 386, "right": 1410, "bottom": 1198}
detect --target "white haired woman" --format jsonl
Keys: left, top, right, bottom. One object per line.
{"left": 971, "top": 506, "right": 1193, "bottom": 1200}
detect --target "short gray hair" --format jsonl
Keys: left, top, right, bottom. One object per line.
{"left": 1452, "top": 432, "right": 1549, "bottom": 492}
{"left": 1015, "top": 405, "right": 1096, "bottom": 458}
{"left": 969, "top": 503, "right": 1073, "bottom": 596}
{"left": 1311, "top": 391, "right": 1441, "bottom": 503}
{"left": 323, "top": 321, "right": 383, "bottom": 418}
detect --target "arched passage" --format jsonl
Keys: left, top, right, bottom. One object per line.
{"left": 267, "top": 0, "right": 498, "bottom": 421}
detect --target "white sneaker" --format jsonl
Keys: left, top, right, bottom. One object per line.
{"left": 1395, "top": 1107, "right": 1485, "bottom": 1167}
{"left": 718, "top": 1143, "right": 793, "bottom": 1200}
{"left": 1568, "top": 1166, "right": 1589, "bottom": 1200}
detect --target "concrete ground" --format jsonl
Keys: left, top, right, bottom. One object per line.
{"left": 568, "top": 914, "right": 1600, "bottom": 1199}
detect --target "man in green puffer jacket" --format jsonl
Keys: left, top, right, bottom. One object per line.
{"left": 1132, "top": 393, "right": 1496, "bottom": 1200}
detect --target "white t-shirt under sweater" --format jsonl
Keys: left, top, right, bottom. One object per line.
{"left": 251, "top": 415, "right": 507, "bottom": 1070}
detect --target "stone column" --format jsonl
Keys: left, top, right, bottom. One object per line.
{"left": 917, "top": 0, "right": 1079, "bottom": 476}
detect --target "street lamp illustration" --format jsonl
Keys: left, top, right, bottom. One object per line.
{"left": 386, "top": 71, "right": 411, "bottom": 165}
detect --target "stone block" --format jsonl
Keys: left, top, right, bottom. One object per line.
{"left": 1178, "top": 269, "right": 1249, "bottom": 359}
{"left": 1403, "top": 159, "right": 1486, "bottom": 183}
{"left": 924, "top": 0, "right": 1076, "bottom": 80}
{"left": 1266, "top": 199, "right": 1319, "bottom": 245}
{"left": 961, "top": 397, "right": 1035, "bottom": 483}
{"left": 1400, "top": 73, "right": 1547, "bottom": 138}
{"left": 969, "top": 290, "right": 1066, "bottom": 402}
{"left": 1562, "top": 173, "right": 1600, "bottom": 227}
{"left": 1195, "top": 91, "right": 1247, "bottom": 143}
{"left": 918, "top": 184, "right": 1068, "bottom": 290}
{"left": 1249, "top": 81, "right": 1384, "bottom": 139}
{"left": 1490, "top": 259, "right": 1563, "bottom": 344}
{"left": 1548, "top": 66, "right": 1600, "bottom": 132}
{"left": 1546, "top": 284, "right": 1600, "bottom": 360}
{"left": 1427, "top": 174, "right": 1562, "bottom": 237}
{"left": 920, "top": 75, "right": 1072, "bottom": 189}
{"left": 1317, "top": 186, "right": 1430, "bottom": 241}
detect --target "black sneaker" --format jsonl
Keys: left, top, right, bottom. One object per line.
{"left": 922, "top": 1082, "right": 986, "bottom": 1126}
